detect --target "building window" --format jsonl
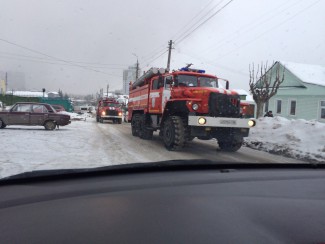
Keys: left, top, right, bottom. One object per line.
{"left": 276, "top": 100, "right": 282, "bottom": 114}
{"left": 264, "top": 100, "right": 269, "bottom": 112}
{"left": 289, "top": 100, "right": 296, "bottom": 115}
{"left": 321, "top": 101, "right": 325, "bottom": 119}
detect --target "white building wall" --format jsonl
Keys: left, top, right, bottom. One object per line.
{"left": 123, "top": 64, "right": 141, "bottom": 95}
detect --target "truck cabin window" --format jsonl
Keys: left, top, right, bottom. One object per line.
{"left": 199, "top": 77, "right": 218, "bottom": 88}
{"left": 165, "top": 76, "right": 173, "bottom": 89}
{"left": 152, "top": 78, "right": 159, "bottom": 90}
{"left": 176, "top": 75, "right": 218, "bottom": 88}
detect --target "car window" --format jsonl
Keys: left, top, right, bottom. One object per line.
{"left": 13, "top": 104, "right": 32, "bottom": 112}
{"left": 32, "top": 105, "right": 48, "bottom": 113}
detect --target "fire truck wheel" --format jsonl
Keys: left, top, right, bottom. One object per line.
{"left": 118, "top": 118, "right": 122, "bottom": 124}
{"left": 96, "top": 116, "right": 99, "bottom": 122}
{"left": 182, "top": 117, "right": 194, "bottom": 142}
{"left": 218, "top": 138, "right": 243, "bottom": 152}
{"left": 139, "top": 115, "right": 153, "bottom": 140}
{"left": 131, "top": 114, "right": 140, "bottom": 136}
{"left": 163, "top": 116, "right": 185, "bottom": 151}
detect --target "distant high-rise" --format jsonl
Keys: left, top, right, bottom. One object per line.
{"left": 0, "top": 71, "right": 6, "bottom": 95}
{"left": 123, "top": 64, "right": 141, "bottom": 95}
{"left": 2, "top": 71, "right": 26, "bottom": 91}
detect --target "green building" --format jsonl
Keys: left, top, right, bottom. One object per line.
{"left": 263, "top": 61, "right": 325, "bottom": 122}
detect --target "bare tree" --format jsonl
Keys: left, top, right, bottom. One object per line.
{"left": 249, "top": 61, "right": 285, "bottom": 118}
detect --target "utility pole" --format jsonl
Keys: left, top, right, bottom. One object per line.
{"left": 135, "top": 58, "right": 139, "bottom": 80}
{"left": 5, "top": 72, "right": 8, "bottom": 92}
{"left": 167, "top": 40, "right": 174, "bottom": 71}
{"left": 107, "top": 83, "right": 109, "bottom": 97}
{"left": 132, "top": 53, "right": 139, "bottom": 80}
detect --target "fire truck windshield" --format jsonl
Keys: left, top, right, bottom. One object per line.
{"left": 177, "top": 75, "right": 218, "bottom": 88}
{"left": 102, "top": 102, "right": 120, "bottom": 107}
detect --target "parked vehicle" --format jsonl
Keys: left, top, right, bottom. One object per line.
{"left": 0, "top": 101, "right": 4, "bottom": 111}
{"left": 51, "top": 104, "right": 66, "bottom": 112}
{"left": 128, "top": 66, "right": 256, "bottom": 151}
{"left": 74, "top": 105, "right": 92, "bottom": 114}
{"left": 0, "top": 102, "right": 71, "bottom": 130}
{"left": 96, "top": 98, "right": 123, "bottom": 124}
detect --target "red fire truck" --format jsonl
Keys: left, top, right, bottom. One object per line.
{"left": 96, "top": 98, "right": 123, "bottom": 124}
{"left": 128, "top": 66, "right": 256, "bottom": 151}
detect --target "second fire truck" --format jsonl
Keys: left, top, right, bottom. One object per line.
{"left": 96, "top": 98, "right": 123, "bottom": 124}
{"left": 128, "top": 66, "right": 256, "bottom": 151}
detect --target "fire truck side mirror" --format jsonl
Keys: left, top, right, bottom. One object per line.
{"left": 226, "top": 80, "right": 229, "bottom": 90}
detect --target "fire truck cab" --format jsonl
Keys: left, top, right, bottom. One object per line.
{"left": 96, "top": 98, "right": 123, "bottom": 124}
{"left": 128, "top": 66, "right": 256, "bottom": 151}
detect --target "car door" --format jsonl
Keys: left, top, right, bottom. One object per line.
{"left": 8, "top": 104, "right": 31, "bottom": 125}
{"left": 31, "top": 104, "right": 49, "bottom": 125}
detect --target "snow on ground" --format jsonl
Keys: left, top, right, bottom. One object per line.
{"left": 58, "top": 111, "right": 93, "bottom": 120}
{"left": 1, "top": 114, "right": 323, "bottom": 179}
{"left": 244, "top": 116, "right": 325, "bottom": 163}
{"left": 0, "top": 119, "right": 115, "bottom": 179}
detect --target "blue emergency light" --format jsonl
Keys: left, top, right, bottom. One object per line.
{"left": 179, "top": 67, "right": 205, "bottom": 73}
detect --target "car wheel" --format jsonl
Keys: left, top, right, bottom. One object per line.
{"left": 44, "top": 120, "right": 56, "bottom": 130}
{"left": 0, "top": 119, "right": 6, "bottom": 129}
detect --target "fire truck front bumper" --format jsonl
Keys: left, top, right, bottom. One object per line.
{"left": 188, "top": 116, "right": 256, "bottom": 128}
{"left": 101, "top": 115, "right": 122, "bottom": 119}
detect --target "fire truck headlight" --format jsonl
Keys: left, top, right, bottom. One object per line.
{"left": 118, "top": 112, "right": 122, "bottom": 116}
{"left": 198, "top": 117, "right": 206, "bottom": 125}
{"left": 192, "top": 103, "right": 199, "bottom": 111}
{"left": 248, "top": 120, "right": 256, "bottom": 127}
{"left": 101, "top": 111, "right": 106, "bottom": 116}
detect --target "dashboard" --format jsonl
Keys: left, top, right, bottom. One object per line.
{"left": 1, "top": 164, "right": 325, "bottom": 243}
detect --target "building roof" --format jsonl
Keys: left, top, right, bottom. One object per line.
{"left": 280, "top": 61, "right": 325, "bottom": 87}
{"left": 232, "top": 89, "right": 254, "bottom": 101}
{"left": 5, "top": 91, "right": 48, "bottom": 97}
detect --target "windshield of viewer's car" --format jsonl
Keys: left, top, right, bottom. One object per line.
{"left": 0, "top": 0, "right": 324, "bottom": 180}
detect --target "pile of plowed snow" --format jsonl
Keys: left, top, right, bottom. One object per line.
{"left": 244, "top": 116, "right": 325, "bottom": 163}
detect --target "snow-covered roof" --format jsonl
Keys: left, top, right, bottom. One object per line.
{"left": 5, "top": 91, "right": 48, "bottom": 97}
{"left": 280, "top": 61, "right": 325, "bottom": 87}
{"left": 232, "top": 89, "right": 254, "bottom": 101}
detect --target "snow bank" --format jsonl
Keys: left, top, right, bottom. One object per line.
{"left": 244, "top": 116, "right": 325, "bottom": 163}
{"left": 58, "top": 111, "right": 93, "bottom": 120}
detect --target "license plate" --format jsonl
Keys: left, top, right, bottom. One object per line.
{"left": 220, "top": 119, "right": 237, "bottom": 125}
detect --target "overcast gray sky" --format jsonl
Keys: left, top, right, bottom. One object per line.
{"left": 1, "top": 0, "right": 324, "bottom": 95}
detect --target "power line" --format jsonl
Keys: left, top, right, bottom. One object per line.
{"left": 141, "top": 0, "right": 223, "bottom": 67}
{"left": 0, "top": 51, "right": 128, "bottom": 67}
{"left": 200, "top": 0, "right": 304, "bottom": 55}
{"left": 176, "top": 0, "right": 234, "bottom": 45}
{"left": 144, "top": 50, "right": 169, "bottom": 67}
{"left": 177, "top": 49, "right": 248, "bottom": 76}
{"left": 214, "top": 0, "right": 321, "bottom": 60}
{"left": 171, "top": 0, "right": 218, "bottom": 41}
{"left": 0, "top": 55, "right": 123, "bottom": 78}
{"left": 0, "top": 38, "right": 116, "bottom": 76}
{"left": 0, "top": 51, "right": 127, "bottom": 71}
